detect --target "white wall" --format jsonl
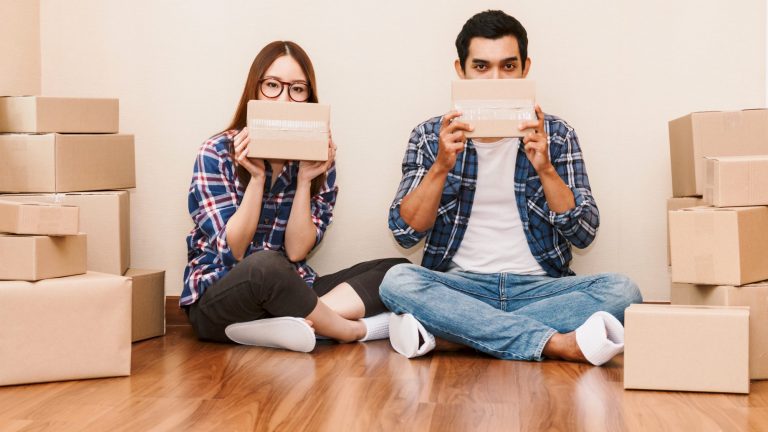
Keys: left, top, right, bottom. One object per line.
{"left": 40, "top": 0, "right": 765, "bottom": 301}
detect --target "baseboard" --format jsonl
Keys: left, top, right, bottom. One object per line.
{"left": 166, "top": 296, "right": 189, "bottom": 326}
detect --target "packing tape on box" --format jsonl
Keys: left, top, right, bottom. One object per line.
{"left": 454, "top": 99, "right": 535, "bottom": 122}
{"left": 248, "top": 119, "right": 329, "bottom": 141}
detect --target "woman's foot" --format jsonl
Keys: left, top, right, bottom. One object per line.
{"left": 224, "top": 317, "right": 316, "bottom": 352}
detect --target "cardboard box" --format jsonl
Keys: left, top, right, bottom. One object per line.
{"left": 0, "top": 272, "right": 131, "bottom": 386}
{"left": 0, "top": 96, "right": 118, "bottom": 133}
{"left": 671, "top": 281, "right": 768, "bottom": 379}
{"left": 704, "top": 155, "right": 768, "bottom": 207}
{"left": 666, "top": 197, "right": 705, "bottom": 265}
{"left": 0, "top": 0, "right": 40, "bottom": 96}
{"left": 246, "top": 100, "right": 330, "bottom": 161}
{"left": 0, "top": 192, "right": 129, "bottom": 275}
{"left": 669, "top": 206, "right": 768, "bottom": 286}
{"left": 0, "top": 199, "right": 78, "bottom": 235}
{"left": 0, "top": 133, "right": 135, "bottom": 193}
{"left": 452, "top": 79, "right": 536, "bottom": 138}
{"left": 624, "top": 304, "right": 749, "bottom": 394}
{"left": 668, "top": 109, "right": 768, "bottom": 197}
{"left": 0, "top": 233, "right": 86, "bottom": 281}
{"left": 125, "top": 268, "right": 166, "bottom": 342}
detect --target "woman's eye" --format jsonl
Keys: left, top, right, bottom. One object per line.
{"left": 266, "top": 82, "right": 279, "bottom": 88}
{"left": 292, "top": 86, "right": 305, "bottom": 94}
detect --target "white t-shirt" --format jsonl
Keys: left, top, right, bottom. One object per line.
{"left": 451, "top": 138, "right": 546, "bottom": 275}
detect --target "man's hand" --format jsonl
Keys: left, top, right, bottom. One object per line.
{"left": 436, "top": 111, "right": 473, "bottom": 173}
{"left": 519, "top": 104, "right": 553, "bottom": 175}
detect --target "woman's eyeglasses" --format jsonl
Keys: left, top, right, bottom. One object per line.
{"left": 258, "top": 78, "right": 311, "bottom": 102}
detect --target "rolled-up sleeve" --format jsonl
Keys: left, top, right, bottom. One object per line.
{"left": 388, "top": 125, "right": 432, "bottom": 249}
{"left": 544, "top": 128, "right": 600, "bottom": 249}
{"left": 188, "top": 146, "right": 240, "bottom": 267}
{"left": 309, "top": 163, "right": 338, "bottom": 246}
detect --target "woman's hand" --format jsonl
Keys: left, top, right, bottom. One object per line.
{"left": 233, "top": 128, "right": 266, "bottom": 181}
{"left": 298, "top": 134, "right": 337, "bottom": 185}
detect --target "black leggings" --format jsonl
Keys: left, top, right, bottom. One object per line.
{"left": 187, "top": 250, "right": 409, "bottom": 343}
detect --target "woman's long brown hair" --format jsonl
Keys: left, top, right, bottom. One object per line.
{"left": 225, "top": 41, "right": 325, "bottom": 195}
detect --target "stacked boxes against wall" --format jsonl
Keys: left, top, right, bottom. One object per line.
{"left": 625, "top": 108, "right": 768, "bottom": 394}
{"left": 0, "top": 0, "right": 164, "bottom": 387}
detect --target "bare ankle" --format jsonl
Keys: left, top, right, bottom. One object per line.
{"left": 336, "top": 320, "right": 367, "bottom": 343}
{"left": 543, "top": 332, "right": 587, "bottom": 363}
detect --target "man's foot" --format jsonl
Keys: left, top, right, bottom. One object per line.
{"left": 544, "top": 311, "right": 625, "bottom": 366}
{"left": 388, "top": 313, "right": 436, "bottom": 358}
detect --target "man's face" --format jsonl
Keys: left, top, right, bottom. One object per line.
{"left": 456, "top": 35, "right": 530, "bottom": 79}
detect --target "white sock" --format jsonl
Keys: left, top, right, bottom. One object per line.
{"left": 358, "top": 312, "right": 393, "bottom": 341}
{"left": 575, "top": 311, "right": 625, "bottom": 366}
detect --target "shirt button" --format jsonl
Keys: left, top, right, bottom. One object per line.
{"left": 264, "top": 218, "right": 271, "bottom": 224}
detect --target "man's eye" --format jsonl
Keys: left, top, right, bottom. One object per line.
{"left": 475, "top": 64, "right": 487, "bottom": 70}
{"left": 504, "top": 63, "right": 516, "bottom": 70}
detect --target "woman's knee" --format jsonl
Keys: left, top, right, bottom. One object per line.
{"left": 239, "top": 250, "right": 293, "bottom": 277}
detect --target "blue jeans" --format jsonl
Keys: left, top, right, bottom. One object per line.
{"left": 379, "top": 264, "right": 642, "bottom": 361}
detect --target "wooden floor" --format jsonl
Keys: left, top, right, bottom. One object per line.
{"left": 2, "top": 324, "right": 768, "bottom": 432}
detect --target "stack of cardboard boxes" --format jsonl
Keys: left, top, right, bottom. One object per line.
{"left": 0, "top": 0, "right": 165, "bottom": 387}
{"left": 625, "top": 109, "right": 768, "bottom": 394}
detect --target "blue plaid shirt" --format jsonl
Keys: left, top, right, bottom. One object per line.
{"left": 388, "top": 114, "right": 599, "bottom": 277}
{"left": 181, "top": 130, "right": 337, "bottom": 306}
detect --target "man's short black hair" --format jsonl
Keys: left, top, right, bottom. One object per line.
{"left": 455, "top": 10, "right": 528, "bottom": 71}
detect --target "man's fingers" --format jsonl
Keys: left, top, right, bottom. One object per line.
{"left": 441, "top": 111, "right": 463, "bottom": 129}
{"left": 518, "top": 120, "right": 538, "bottom": 131}
{"left": 445, "top": 130, "right": 467, "bottom": 144}
{"left": 447, "top": 119, "right": 473, "bottom": 134}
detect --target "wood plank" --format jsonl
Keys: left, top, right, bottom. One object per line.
{"left": 1, "top": 324, "right": 766, "bottom": 431}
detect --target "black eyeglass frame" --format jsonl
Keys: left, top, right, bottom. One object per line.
{"left": 257, "top": 77, "right": 312, "bottom": 102}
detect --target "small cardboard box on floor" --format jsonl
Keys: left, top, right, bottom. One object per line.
{"left": 704, "top": 155, "right": 768, "bottom": 207}
{"left": 0, "top": 96, "right": 118, "bottom": 133}
{"left": 125, "top": 268, "right": 166, "bottom": 342}
{"left": 669, "top": 206, "right": 768, "bottom": 286}
{"left": 247, "top": 100, "right": 330, "bottom": 161}
{"left": 0, "top": 0, "right": 40, "bottom": 96}
{"left": 0, "top": 192, "right": 130, "bottom": 275}
{"left": 624, "top": 304, "right": 750, "bottom": 394}
{"left": 0, "top": 133, "right": 135, "bottom": 193}
{"left": 666, "top": 197, "right": 705, "bottom": 266}
{"left": 0, "top": 199, "right": 78, "bottom": 235}
{"left": 668, "top": 109, "right": 768, "bottom": 197}
{"left": 671, "top": 281, "right": 768, "bottom": 380}
{"left": 452, "top": 79, "right": 536, "bottom": 138}
{"left": 0, "top": 272, "right": 131, "bottom": 386}
{"left": 0, "top": 233, "right": 86, "bottom": 281}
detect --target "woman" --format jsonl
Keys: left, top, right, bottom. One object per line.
{"left": 182, "top": 41, "right": 407, "bottom": 352}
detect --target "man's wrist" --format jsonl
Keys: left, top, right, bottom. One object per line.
{"left": 430, "top": 161, "right": 452, "bottom": 177}
{"left": 537, "top": 163, "right": 557, "bottom": 180}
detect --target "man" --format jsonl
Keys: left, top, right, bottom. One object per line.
{"left": 380, "top": 10, "right": 642, "bottom": 365}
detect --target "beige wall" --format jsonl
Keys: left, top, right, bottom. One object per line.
{"left": 40, "top": 0, "right": 765, "bottom": 301}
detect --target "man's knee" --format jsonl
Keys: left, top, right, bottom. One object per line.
{"left": 379, "top": 263, "right": 424, "bottom": 300}
{"left": 599, "top": 273, "right": 642, "bottom": 320}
